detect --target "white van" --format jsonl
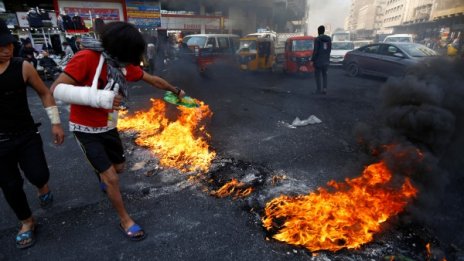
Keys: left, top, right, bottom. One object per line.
{"left": 383, "top": 34, "right": 414, "bottom": 43}
{"left": 180, "top": 34, "right": 240, "bottom": 72}
{"left": 182, "top": 34, "right": 240, "bottom": 51}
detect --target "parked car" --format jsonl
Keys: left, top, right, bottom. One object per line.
{"left": 343, "top": 42, "right": 438, "bottom": 78}
{"left": 330, "top": 41, "right": 355, "bottom": 66}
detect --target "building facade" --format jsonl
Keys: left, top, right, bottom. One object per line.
{"left": 347, "top": 0, "right": 385, "bottom": 39}
{"left": 347, "top": 0, "right": 464, "bottom": 43}
{"left": 382, "top": 0, "right": 408, "bottom": 32}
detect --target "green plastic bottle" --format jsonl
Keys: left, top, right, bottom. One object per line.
{"left": 163, "top": 91, "right": 199, "bottom": 108}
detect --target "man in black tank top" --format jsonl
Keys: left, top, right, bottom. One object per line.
{"left": 0, "top": 18, "right": 64, "bottom": 249}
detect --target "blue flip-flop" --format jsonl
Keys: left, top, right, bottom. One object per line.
{"left": 38, "top": 191, "right": 54, "bottom": 208}
{"left": 119, "top": 223, "right": 146, "bottom": 241}
{"left": 16, "top": 225, "right": 37, "bottom": 249}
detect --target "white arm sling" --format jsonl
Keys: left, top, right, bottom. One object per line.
{"left": 53, "top": 54, "right": 117, "bottom": 110}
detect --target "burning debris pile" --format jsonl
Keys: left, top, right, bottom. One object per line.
{"left": 261, "top": 160, "right": 417, "bottom": 252}
{"left": 207, "top": 159, "right": 268, "bottom": 199}
{"left": 118, "top": 98, "right": 216, "bottom": 173}
{"left": 201, "top": 158, "right": 442, "bottom": 260}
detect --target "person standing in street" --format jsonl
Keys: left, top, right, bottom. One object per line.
{"left": 311, "top": 25, "right": 332, "bottom": 94}
{"left": 51, "top": 21, "right": 186, "bottom": 241}
{"left": 0, "top": 18, "right": 65, "bottom": 249}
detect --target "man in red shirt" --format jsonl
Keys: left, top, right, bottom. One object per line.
{"left": 51, "top": 22, "right": 185, "bottom": 241}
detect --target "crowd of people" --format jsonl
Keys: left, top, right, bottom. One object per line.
{"left": 1, "top": 18, "right": 185, "bottom": 249}
{"left": 419, "top": 33, "right": 464, "bottom": 57}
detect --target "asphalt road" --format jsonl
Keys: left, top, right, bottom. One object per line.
{"left": 1, "top": 62, "right": 462, "bottom": 260}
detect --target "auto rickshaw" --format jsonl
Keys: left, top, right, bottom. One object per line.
{"left": 283, "top": 36, "right": 315, "bottom": 74}
{"left": 238, "top": 36, "right": 275, "bottom": 71}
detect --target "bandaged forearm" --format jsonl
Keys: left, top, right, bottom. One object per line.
{"left": 53, "top": 84, "right": 115, "bottom": 109}
{"left": 45, "top": 106, "right": 61, "bottom": 124}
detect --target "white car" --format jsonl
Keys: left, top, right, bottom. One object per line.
{"left": 330, "top": 41, "right": 355, "bottom": 66}
{"left": 383, "top": 34, "right": 414, "bottom": 43}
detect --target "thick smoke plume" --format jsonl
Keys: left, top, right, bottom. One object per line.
{"left": 356, "top": 57, "right": 464, "bottom": 250}
{"left": 307, "top": 0, "right": 351, "bottom": 34}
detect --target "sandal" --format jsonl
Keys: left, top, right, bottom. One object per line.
{"left": 16, "top": 225, "right": 37, "bottom": 249}
{"left": 119, "top": 223, "right": 146, "bottom": 241}
{"left": 38, "top": 191, "right": 54, "bottom": 208}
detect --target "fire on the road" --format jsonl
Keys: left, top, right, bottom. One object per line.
{"left": 262, "top": 161, "right": 417, "bottom": 252}
{"left": 118, "top": 98, "right": 216, "bottom": 173}
{"left": 118, "top": 99, "right": 421, "bottom": 253}
{"left": 211, "top": 178, "right": 254, "bottom": 199}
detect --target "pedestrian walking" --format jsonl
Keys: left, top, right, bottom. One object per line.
{"left": 0, "top": 18, "right": 65, "bottom": 249}
{"left": 51, "top": 21, "right": 186, "bottom": 241}
{"left": 311, "top": 25, "right": 332, "bottom": 94}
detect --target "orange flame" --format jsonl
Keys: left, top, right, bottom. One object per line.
{"left": 426, "top": 243, "right": 431, "bottom": 260}
{"left": 118, "top": 99, "right": 216, "bottom": 173}
{"left": 211, "top": 178, "right": 254, "bottom": 199}
{"left": 262, "top": 161, "right": 417, "bottom": 252}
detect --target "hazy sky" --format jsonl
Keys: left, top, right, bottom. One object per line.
{"left": 307, "top": 0, "right": 351, "bottom": 34}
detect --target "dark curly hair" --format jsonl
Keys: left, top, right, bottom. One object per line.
{"left": 100, "top": 22, "right": 145, "bottom": 65}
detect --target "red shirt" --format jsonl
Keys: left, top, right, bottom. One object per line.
{"left": 64, "top": 50, "right": 143, "bottom": 129}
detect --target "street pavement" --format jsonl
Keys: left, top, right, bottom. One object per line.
{"left": 1, "top": 63, "right": 462, "bottom": 260}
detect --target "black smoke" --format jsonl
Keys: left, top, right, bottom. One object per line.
{"left": 356, "top": 57, "right": 464, "bottom": 251}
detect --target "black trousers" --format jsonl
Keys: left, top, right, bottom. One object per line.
{"left": 0, "top": 131, "right": 50, "bottom": 220}
{"left": 314, "top": 65, "right": 328, "bottom": 92}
